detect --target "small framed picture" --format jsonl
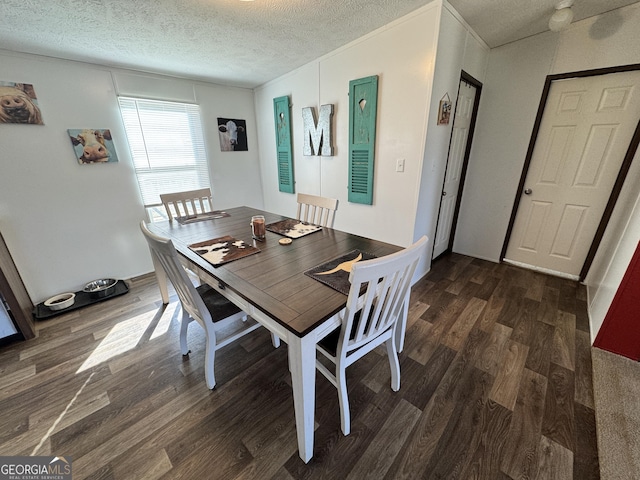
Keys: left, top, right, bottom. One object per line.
{"left": 68, "top": 129, "right": 118, "bottom": 164}
{"left": 217, "top": 117, "right": 248, "bottom": 151}
{"left": 0, "top": 81, "right": 44, "bottom": 125}
{"left": 437, "top": 98, "right": 452, "bottom": 125}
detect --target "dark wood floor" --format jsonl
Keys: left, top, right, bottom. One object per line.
{"left": 0, "top": 253, "right": 599, "bottom": 479}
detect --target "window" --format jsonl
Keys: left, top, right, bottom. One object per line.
{"left": 118, "top": 97, "right": 211, "bottom": 221}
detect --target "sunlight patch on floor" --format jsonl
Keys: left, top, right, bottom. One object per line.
{"left": 76, "top": 310, "right": 157, "bottom": 373}
{"left": 150, "top": 302, "right": 179, "bottom": 340}
{"left": 32, "top": 372, "right": 95, "bottom": 455}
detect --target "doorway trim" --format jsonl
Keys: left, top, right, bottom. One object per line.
{"left": 500, "top": 63, "right": 640, "bottom": 281}
{"left": 432, "top": 70, "right": 483, "bottom": 261}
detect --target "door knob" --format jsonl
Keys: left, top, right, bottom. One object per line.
{"left": 442, "top": 191, "right": 447, "bottom": 196}
{"left": 524, "top": 188, "right": 532, "bottom": 195}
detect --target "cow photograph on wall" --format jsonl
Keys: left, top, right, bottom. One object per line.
{"left": 217, "top": 117, "right": 248, "bottom": 152}
{"left": 67, "top": 129, "right": 118, "bottom": 164}
{"left": 0, "top": 81, "right": 44, "bottom": 125}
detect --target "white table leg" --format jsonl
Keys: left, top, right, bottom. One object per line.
{"left": 151, "top": 254, "right": 170, "bottom": 304}
{"left": 288, "top": 333, "right": 317, "bottom": 463}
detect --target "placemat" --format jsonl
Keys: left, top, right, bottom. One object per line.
{"left": 266, "top": 218, "right": 322, "bottom": 238}
{"left": 189, "top": 236, "right": 259, "bottom": 267}
{"left": 304, "top": 249, "right": 377, "bottom": 295}
{"left": 176, "top": 211, "right": 230, "bottom": 224}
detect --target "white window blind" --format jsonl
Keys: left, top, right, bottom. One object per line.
{"left": 118, "top": 97, "right": 211, "bottom": 207}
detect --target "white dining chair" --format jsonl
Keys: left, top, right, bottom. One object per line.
{"left": 296, "top": 193, "right": 338, "bottom": 227}
{"left": 160, "top": 188, "right": 214, "bottom": 221}
{"left": 140, "top": 221, "right": 278, "bottom": 389}
{"left": 315, "top": 235, "right": 428, "bottom": 435}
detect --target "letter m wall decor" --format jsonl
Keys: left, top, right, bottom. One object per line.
{"left": 348, "top": 75, "right": 378, "bottom": 204}
{"left": 302, "top": 105, "right": 334, "bottom": 156}
{"left": 273, "top": 95, "right": 294, "bottom": 193}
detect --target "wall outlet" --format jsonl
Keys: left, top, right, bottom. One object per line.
{"left": 396, "top": 158, "right": 405, "bottom": 172}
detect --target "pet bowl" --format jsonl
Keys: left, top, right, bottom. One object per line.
{"left": 44, "top": 292, "right": 76, "bottom": 311}
{"left": 83, "top": 278, "right": 118, "bottom": 298}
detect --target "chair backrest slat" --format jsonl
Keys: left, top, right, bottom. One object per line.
{"left": 160, "top": 188, "right": 214, "bottom": 221}
{"left": 296, "top": 193, "right": 338, "bottom": 227}
{"left": 140, "top": 221, "right": 211, "bottom": 325}
{"left": 339, "top": 236, "right": 428, "bottom": 355}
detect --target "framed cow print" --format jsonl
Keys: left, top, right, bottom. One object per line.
{"left": 217, "top": 117, "right": 248, "bottom": 152}
{"left": 0, "top": 81, "right": 44, "bottom": 125}
{"left": 67, "top": 129, "right": 119, "bottom": 164}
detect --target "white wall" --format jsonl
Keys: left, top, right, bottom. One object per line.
{"left": 454, "top": 3, "right": 640, "bottom": 340}
{"left": 0, "top": 51, "right": 261, "bottom": 303}
{"left": 255, "top": 2, "right": 442, "bottom": 253}
{"left": 414, "top": 2, "right": 489, "bottom": 270}
{"left": 254, "top": 1, "right": 487, "bottom": 279}
{"left": 453, "top": 32, "right": 557, "bottom": 261}
{"left": 254, "top": 63, "right": 323, "bottom": 220}
{"left": 194, "top": 83, "right": 264, "bottom": 210}
{"left": 588, "top": 191, "right": 640, "bottom": 340}
{"left": 558, "top": 4, "right": 640, "bottom": 340}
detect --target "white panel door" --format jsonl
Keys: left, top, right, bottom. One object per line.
{"left": 433, "top": 79, "right": 477, "bottom": 258}
{"left": 505, "top": 70, "right": 640, "bottom": 277}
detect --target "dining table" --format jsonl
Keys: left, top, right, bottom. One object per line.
{"left": 146, "top": 205, "right": 402, "bottom": 463}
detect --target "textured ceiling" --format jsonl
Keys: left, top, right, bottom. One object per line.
{"left": 0, "top": 0, "right": 435, "bottom": 88}
{"left": 448, "top": 0, "right": 639, "bottom": 48}
{"left": 0, "top": 0, "right": 638, "bottom": 89}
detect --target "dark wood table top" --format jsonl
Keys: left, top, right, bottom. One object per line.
{"left": 148, "top": 206, "right": 401, "bottom": 337}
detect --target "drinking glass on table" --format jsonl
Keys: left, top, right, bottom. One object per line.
{"left": 251, "top": 215, "right": 266, "bottom": 241}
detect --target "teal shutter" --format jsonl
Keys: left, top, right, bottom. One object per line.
{"left": 348, "top": 75, "right": 378, "bottom": 204}
{"left": 273, "top": 95, "right": 294, "bottom": 193}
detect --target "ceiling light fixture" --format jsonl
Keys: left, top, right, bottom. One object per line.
{"left": 549, "top": 0, "right": 575, "bottom": 32}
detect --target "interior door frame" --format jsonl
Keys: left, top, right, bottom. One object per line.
{"left": 432, "top": 70, "right": 483, "bottom": 261}
{"left": 500, "top": 63, "right": 640, "bottom": 281}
